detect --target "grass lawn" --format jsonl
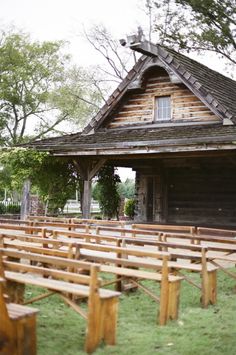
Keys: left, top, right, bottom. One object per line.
{"left": 25, "top": 269, "right": 236, "bottom": 355}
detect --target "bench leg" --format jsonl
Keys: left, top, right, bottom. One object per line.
{"left": 12, "top": 314, "right": 38, "bottom": 355}
{"left": 208, "top": 270, "right": 217, "bottom": 305}
{"left": 167, "top": 280, "right": 181, "bottom": 321}
{"left": 159, "top": 277, "right": 169, "bottom": 326}
{"left": 84, "top": 298, "right": 102, "bottom": 354}
{"left": 201, "top": 270, "right": 217, "bottom": 307}
{"left": 100, "top": 297, "right": 119, "bottom": 346}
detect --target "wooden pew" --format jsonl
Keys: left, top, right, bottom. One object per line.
{"left": 72, "top": 218, "right": 126, "bottom": 227}
{"left": 0, "top": 223, "right": 48, "bottom": 237}
{"left": 27, "top": 215, "right": 126, "bottom": 228}
{"left": 0, "top": 232, "right": 182, "bottom": 326}
{"left": 0, "top": 277, "right": 39, "bottom": 355}
{"left": 27, "top": 215, "right": 70, "bottom": 223}
{"left": 45, "top": 228, "right": 217, "bottom": 308}
{"left": 197, "top": 227, "right": 236, "bottom": 238}
{"left": 0, "top": 248, "right": 120, "bottom": 354}
{"left": 95, "top": 225, "right": 160, "bottom": 238}
{"left": 70, "top": 240, "right": 217, "bottom": 308}
{"left": 132, "top": 223, "right": 196, "bottom": 234}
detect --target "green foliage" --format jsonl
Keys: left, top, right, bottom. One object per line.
{"left": 153, "top": 0, "right": 236, "bottom": 67}
{"left": 0, "top": 28, "right": 103, "bottom": 145}
{"left": 0, "top": 29, "right": 69, "bottom": 145}
{"left": 50, "top": 66, "right": 102, "bottom": 130}
{"left": 124, "top": 198, "right": 135, "bottom": 219}
{"left": 118, "top": 178, "right": 135, "bottom": 199}
{"left": 96, "top": 165, "right": 121, "bottom": 219}
{"left": 0, "top": 202, "right": 20, "bottom": 214}
{"left": 0, "top": 203, "right": 6, "bottom": 214}
{"left": 0, "top": 148, "right": 80, "bottom": 214}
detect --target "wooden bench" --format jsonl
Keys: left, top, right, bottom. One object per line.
{"left": 95, "top": 225, "right": 161, "bottom": 238}
{"left": 0, "top": 277, "right": 39, "bottom": 355}
{"left": 36, "top": 227, "right": 217, "bottom": 309}
{"left": 27, "top": 215, "right": 126, "bottom": 228}
{"left": 41, "top": 228, "right": 218, "bottom": 308}
{"left": 27, "top": 215, "right": 71, "bottom": 223}
{"left": 0, "top": 223, "right": 48, "bottom": 237}
{"left": 132, "top": 223, "right": 195, "bottom": 234}
{"left": 0, "top": 248, "right": 120, "bottom": 353}
{"left": 0, "top": 233, "right": 182, "bottom": 326}
{"left": 72, "top": 218, "right": 126, "bottom": 228}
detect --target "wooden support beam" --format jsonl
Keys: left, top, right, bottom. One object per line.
{"left": 20, "top": 179, "right": 31, "bottom": 220}
{"left": 83, "top": 180, "right": 92, "bottom": 219}
{"left": 74, "top": 158, "right": 107, "bottom": 219}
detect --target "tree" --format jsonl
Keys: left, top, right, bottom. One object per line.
{"left": 95, "top": 165, "right": 121, "bottom": 219}
{"left": 49, "top": 66, "right": 103, "bottom": 132}
{"left": 118, "top": 178, "right": 135, "bottom": 199}
{"left": 82, "top": 24, "right": 138, "bottom": 86}
{"left": 0, "top": 29, "right": 103, "bottom": 145}
{"left": 0, "top": 30, "right": 66, "bottom": 145}
{"left": 0, "top": 148, "right": 81, "bottom": 214}
{"left": 153, "top": 0, "right": 236, "bottom": 68}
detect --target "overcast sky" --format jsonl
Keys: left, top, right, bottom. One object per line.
{"left": 1, "top": 0, "right": 228, "bottom": 71}
{"left": 0, "top": 0, "right": 229, "bottom": 180}
{"left": 0, "top": 0, "right": 148, "bottom": 66}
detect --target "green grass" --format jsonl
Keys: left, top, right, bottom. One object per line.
{"left": 25, "top": 270, "right": 236, "bottom": 355}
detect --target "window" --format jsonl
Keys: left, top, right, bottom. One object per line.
{"left": 155, "top": 96, "right": 171, "bottom": 121}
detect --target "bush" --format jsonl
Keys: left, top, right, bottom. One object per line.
{"left": 0, "top": 203, "right": 6, "bottom": 214}
{"left": 124, "top": 199, "right": 135, "bottom": 219}
{"left": 6, "top": 204, "right": 21, "bottom": 214}
{"left": 0, "top": 202, "right": 21, "bottom": 214}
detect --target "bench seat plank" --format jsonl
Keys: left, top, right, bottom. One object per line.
{"left": 7, "top": 303, "right": 38, "bottom": 320}
{"left": 5, "top": 271, "right": 120, "bottom": 299}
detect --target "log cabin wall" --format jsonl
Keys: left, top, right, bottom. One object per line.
{"left": 167, "top": 164, "right": 236, "bottom": 227}
{"left": 134, "top": 158, "right": 236, "bottom": 227}
{"left": 107, "top": 67, "right": 220, "bottom": 129}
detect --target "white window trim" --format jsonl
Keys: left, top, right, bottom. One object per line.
{"left": 154, "top": 95, "right": 172, "bottom": 122}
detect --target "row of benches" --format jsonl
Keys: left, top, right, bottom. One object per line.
{"left": 1, "top": 217, "right": 236, "bottom": 353}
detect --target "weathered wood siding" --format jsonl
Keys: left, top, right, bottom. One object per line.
{"left": 167, "top": 167, "right": 236, "bottom": 226}
{"left": 107, "top": 69, "right": 220, "bottom": 129}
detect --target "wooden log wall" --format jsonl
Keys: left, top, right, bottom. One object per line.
{"left": 107, "top": 68, "right": 220, "bottom": 129}
{"left": 167, "top": 166, "right": 236, "bottom": 227}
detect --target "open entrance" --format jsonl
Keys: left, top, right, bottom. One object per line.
{"left": 146, "top": 177, "right": 154, "bottom": 221}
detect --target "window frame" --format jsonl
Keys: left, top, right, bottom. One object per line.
{"left": 154, "top": 95, "right": 172, "bottom": 122}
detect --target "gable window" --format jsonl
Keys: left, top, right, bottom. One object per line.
{"left": 155, "top": 96, "right": 171, "bottom": 121}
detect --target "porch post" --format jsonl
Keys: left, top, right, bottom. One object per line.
{"left": 20, "top": 179, "right": 31, "bottom": 220}
{"left": 74, "top": 158, "right": 107, "bottom": 219}
{"left": 83, "top": 180, "right": 92, "bottom": 219}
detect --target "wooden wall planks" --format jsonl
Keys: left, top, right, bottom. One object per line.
{"left": 107, "top": 71, "right": 220, "bottom": 129}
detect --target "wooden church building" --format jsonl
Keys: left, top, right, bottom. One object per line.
{"left": 29, "top": 35, "right": 236, "bottom": 227}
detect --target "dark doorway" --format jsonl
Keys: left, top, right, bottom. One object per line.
{"left": 146, "top": 177, "right": 154, "bottom": 221}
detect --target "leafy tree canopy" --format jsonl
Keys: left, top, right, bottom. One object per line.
{"left": 152, "top": 0, "right": 236, "bottom": 68}
{"left": 95, "top": 165, "right": 121, "bottom": 219}
{"left": 118, "top": 178, "right": 135, "bottom": 199}
{"left": 0, "top": 28, "right": 103, "bottom": 146}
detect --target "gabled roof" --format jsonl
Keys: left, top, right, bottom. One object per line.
{"left": 83, "top": 43, "right": 236, "bottom": 134}
{"left": 27, "top": 42, "right": 236, "bottom": 156}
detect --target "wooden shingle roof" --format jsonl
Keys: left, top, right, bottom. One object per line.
{"left": 28, "top": 124, "right": 236, "bottom": 154}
